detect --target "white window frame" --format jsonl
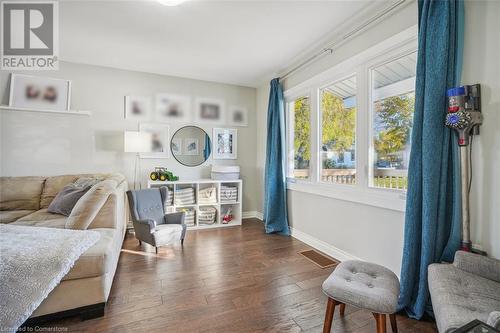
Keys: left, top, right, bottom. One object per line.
{"left": 318, "top": 73, "right": 359, "bottom": 187}
{"left": 283, "top": 25, "right": 418, "bottom": 212}
{"left": 367, "top": 49, "right": 418, "bottom": 190}
{"left": 286, "top": 92, "right": 313, "bottom": 184}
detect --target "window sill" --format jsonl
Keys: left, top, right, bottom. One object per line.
{"left": 286, "top": 181, "right": 406, "bottom": 212}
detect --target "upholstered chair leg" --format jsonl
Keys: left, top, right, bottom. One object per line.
{"left": 374, "top": 313, "right": 386, "bottom": 333}
{"left": 155, "top": 247, "right": 158, "bottom": 254}
{"left": 389, "top": 313, "right": 398, "bottom": 333}
{"left": 138, "top": 240, "right": 141, "bottom": 246}
{"left": 323, "top": 298, "right": 337, "bottom": 333}
{"left": 339, "top": 303, "right": 346, "bottom": 316}
{"left": 181, "top": 238, "right": 184, "bottom": 246}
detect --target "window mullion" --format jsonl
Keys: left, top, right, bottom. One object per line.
{"left": 310, "top": 88, "right": 320, "bottom": 184}
{"left": 356, "top": 66, "right": 369, "bottom": 190}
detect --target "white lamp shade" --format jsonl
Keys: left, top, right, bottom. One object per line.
{"left": 124, "top": 131, "right": 152, "bottom": 153}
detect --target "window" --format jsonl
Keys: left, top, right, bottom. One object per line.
{"left": 320, "top": 76, "right": 357, "bottom": 185}
{"left": 287, "top": 96, "right": 311, "bottom": 180}
{"left": 370, "top": 51, "right": 417, "bottom": 190}
{"left": 283, "top": 27, "right": 417, "bottom": 211}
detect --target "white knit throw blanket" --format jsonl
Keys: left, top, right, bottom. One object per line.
{"left": 0, "top": 224, "right": 100, "bottom": 332}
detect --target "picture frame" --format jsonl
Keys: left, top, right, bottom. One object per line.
{"left": 9, "top": 73, "right": 71, "bottom": 111}
{"left": 125, "top": 96, "right": 152, "bottom": 121}
{"left": 228, "top": 106, "right": 248, "bottom": 127}
{"left": 139, "top": 123, "right": 170, "bottom": 159}
{"left": 171, "top": 138, "right": 182, "bottom": 155}
{"left": 155, "top": 93, "right": 191, "bottom": 123}
{"left": 195, "top": 97, "right": 225, "bottom": 125}
{"left": 184, "top": 138, "right": 199, "bottom": 156}
{"left": 213, "top": 128, "right": 237, "bottom": 160}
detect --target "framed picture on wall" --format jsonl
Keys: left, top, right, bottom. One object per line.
{"left": 184, "top": 138, "right": 199, "bottom": 156}
{"left": 139, "top": 123, "right": 170, "bottom": 159}
{"left": 125, "top": 96, "right": 152, "bottom": 121}
{"left": 195, "top": 98, "right": 225, "bottom": 124}
{"left": 171, "top": 138, "right": 182, "bottom": 155}
{"left": 213, "top": 128, "right": 237, "bottom": 159}
{"left": 155, "top": 94, "right": 191, "bottom": 123}
{"left": 9, "top": 74, "right": 71, "bottom": 111}
{"left": 228, "top": 106, "right": 248, "bottom": 127}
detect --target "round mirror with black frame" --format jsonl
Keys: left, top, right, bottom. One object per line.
{"left": 170, "top": 126, "right": 211, "bottom": 167}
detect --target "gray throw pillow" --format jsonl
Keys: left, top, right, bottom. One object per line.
{"left": 47, "top": 184, "right": 92, "bottom": 216}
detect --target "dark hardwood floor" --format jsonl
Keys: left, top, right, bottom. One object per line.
{"left": 44, "top": 219, "right": 437, "bottom": 332}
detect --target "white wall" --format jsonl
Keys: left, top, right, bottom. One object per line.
{"left": 254, "top": 2, "right": 418, "bottom": 274}
{"left": 0, "top": 62, "right": 259, "bottom": 212}
{"left": 255, "top": 0, "right": 499, "bottom": 274}
{"left": 255, "top": 83, "right": 270, "bottom": 215}
{"left": 464, "top": 0, "right": 500, "bottom": 259}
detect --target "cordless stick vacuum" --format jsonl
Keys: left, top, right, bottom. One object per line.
{"left": 445, "top": 84, "right": 482, "bottom": 252}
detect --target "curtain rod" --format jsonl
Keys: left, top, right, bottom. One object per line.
{"left": 279, "top": 0, "right": 409, "bottom": 81}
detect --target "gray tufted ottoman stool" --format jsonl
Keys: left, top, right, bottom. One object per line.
{"left": 322, "top": 260, "right": 400, "bottom": 333}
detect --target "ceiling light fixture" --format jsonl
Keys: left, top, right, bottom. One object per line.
{"left": 157, "top": 0, "right": 189, "bottom": 6}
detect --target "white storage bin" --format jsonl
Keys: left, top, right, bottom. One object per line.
{"left": 177, "top": 208, "right": 196, "bottom": 227}
{"left": 160, "top": 186, "right": 174, "bottom": 206}
{"left": 198, "top": 186, "right": 217, "bottom": 204}
{"left": 175, "top": 187, "right": 195, "bottom": 205}
{"left": 211, "top": 165, "right": 240, "bottom": 180}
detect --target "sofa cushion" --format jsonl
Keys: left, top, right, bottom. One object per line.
{"left": 40, "top": 175, "right": 83, "bottom": 209}
{"left": 488, "top": 311, "right": 500, "bottom": 330}
{"left": 63, "top": 228, "right": 119, "bottom": 280}
{"left": 0, "top": 210, "right": 35, "bottom": 224}
{"left": 13, "top": 209, "right": 67, "bottom": 229}
{"left": 0, "top": 177, "right": 45, "bottom": 210}
{"left": 40, "top": 174, "right": 123, "bottom": 209}
{"left": 428, "top": 263, "right": 500, "bottom": 333}
{"left": 153, "top": 224, "right": 184, "bottom": 245}
{"left": 65, "top": 180, "right": 117, "bottom": 230}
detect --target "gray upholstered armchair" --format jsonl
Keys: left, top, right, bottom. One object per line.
{"left": 429, "top": 251, "right": 500, "bottom": 332}
{"left": 126, "top": 187, "right": 186, "bottom": 253}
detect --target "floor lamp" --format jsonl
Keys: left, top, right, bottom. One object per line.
{"left": 124, "top": 131, "right": 152, "bottom": 190}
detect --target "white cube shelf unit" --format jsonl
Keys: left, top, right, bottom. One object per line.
{"left": 147, "top": 179, "right": 242, "bottom": 230}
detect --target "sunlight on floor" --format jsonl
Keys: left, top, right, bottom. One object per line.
{"left": 121, "top": 248, "right": 177, "bottom": 259}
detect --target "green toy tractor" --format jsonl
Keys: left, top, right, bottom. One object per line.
{"left": 150, "top": 167, "right": 179, "bottom": 181}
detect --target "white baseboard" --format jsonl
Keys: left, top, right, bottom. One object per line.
{"left": 241, "top": 213, "right": 356, "bottom": 263}
{"left": 290, "top": 227, "right": 360, "bottom": 262}
{"left": 242, "top": 211, "right": 264, "bottom": 220}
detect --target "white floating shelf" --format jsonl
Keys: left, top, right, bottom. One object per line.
{"left": 0, "top": 105, "right": 91, "bottom": 116}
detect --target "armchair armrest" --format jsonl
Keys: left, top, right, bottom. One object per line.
{"left": 453, "top": 251, "right": 500, "bottom": 282}
{"left": 133, "top": 219, "right": 156, "bottom": 233}
{"left": 164, "top": 212, "right": 185, "bottom": 225}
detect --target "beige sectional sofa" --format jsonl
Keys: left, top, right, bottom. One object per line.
{"left": 0, "top": 173, "right": 128, "bottom": 321}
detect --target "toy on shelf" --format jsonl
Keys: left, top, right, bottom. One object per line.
{"left": 149, "top": 167, "right": 179, "bottom": 181}
{"left": 222, "top": 207, "right": 233, "bottom": 224}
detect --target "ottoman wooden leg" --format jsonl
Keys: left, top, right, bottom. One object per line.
{"left": 389, "top": 313, "right": 398, "bottom": 333}
{"left": 323, "top": 298, "right": 337, "bottom": 333}
{"left": 373, "top": 313, "right": 386, "bottom": 333}
{"left": 339, "top": 303, "right": 346, "bottom": 316}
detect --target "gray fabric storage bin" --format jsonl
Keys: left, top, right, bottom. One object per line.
{"left": 198, "top": 207, "right": 216, "bottom": 225}
{"left": 220, "top": 186, "right": 238, "bottom": 203}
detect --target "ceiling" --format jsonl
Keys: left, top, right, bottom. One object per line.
{"left": 59, "top": 0, "right": 391, "bottom": 87}
{"left": 327, "top": 51, "right": 417, "bottom": 99}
